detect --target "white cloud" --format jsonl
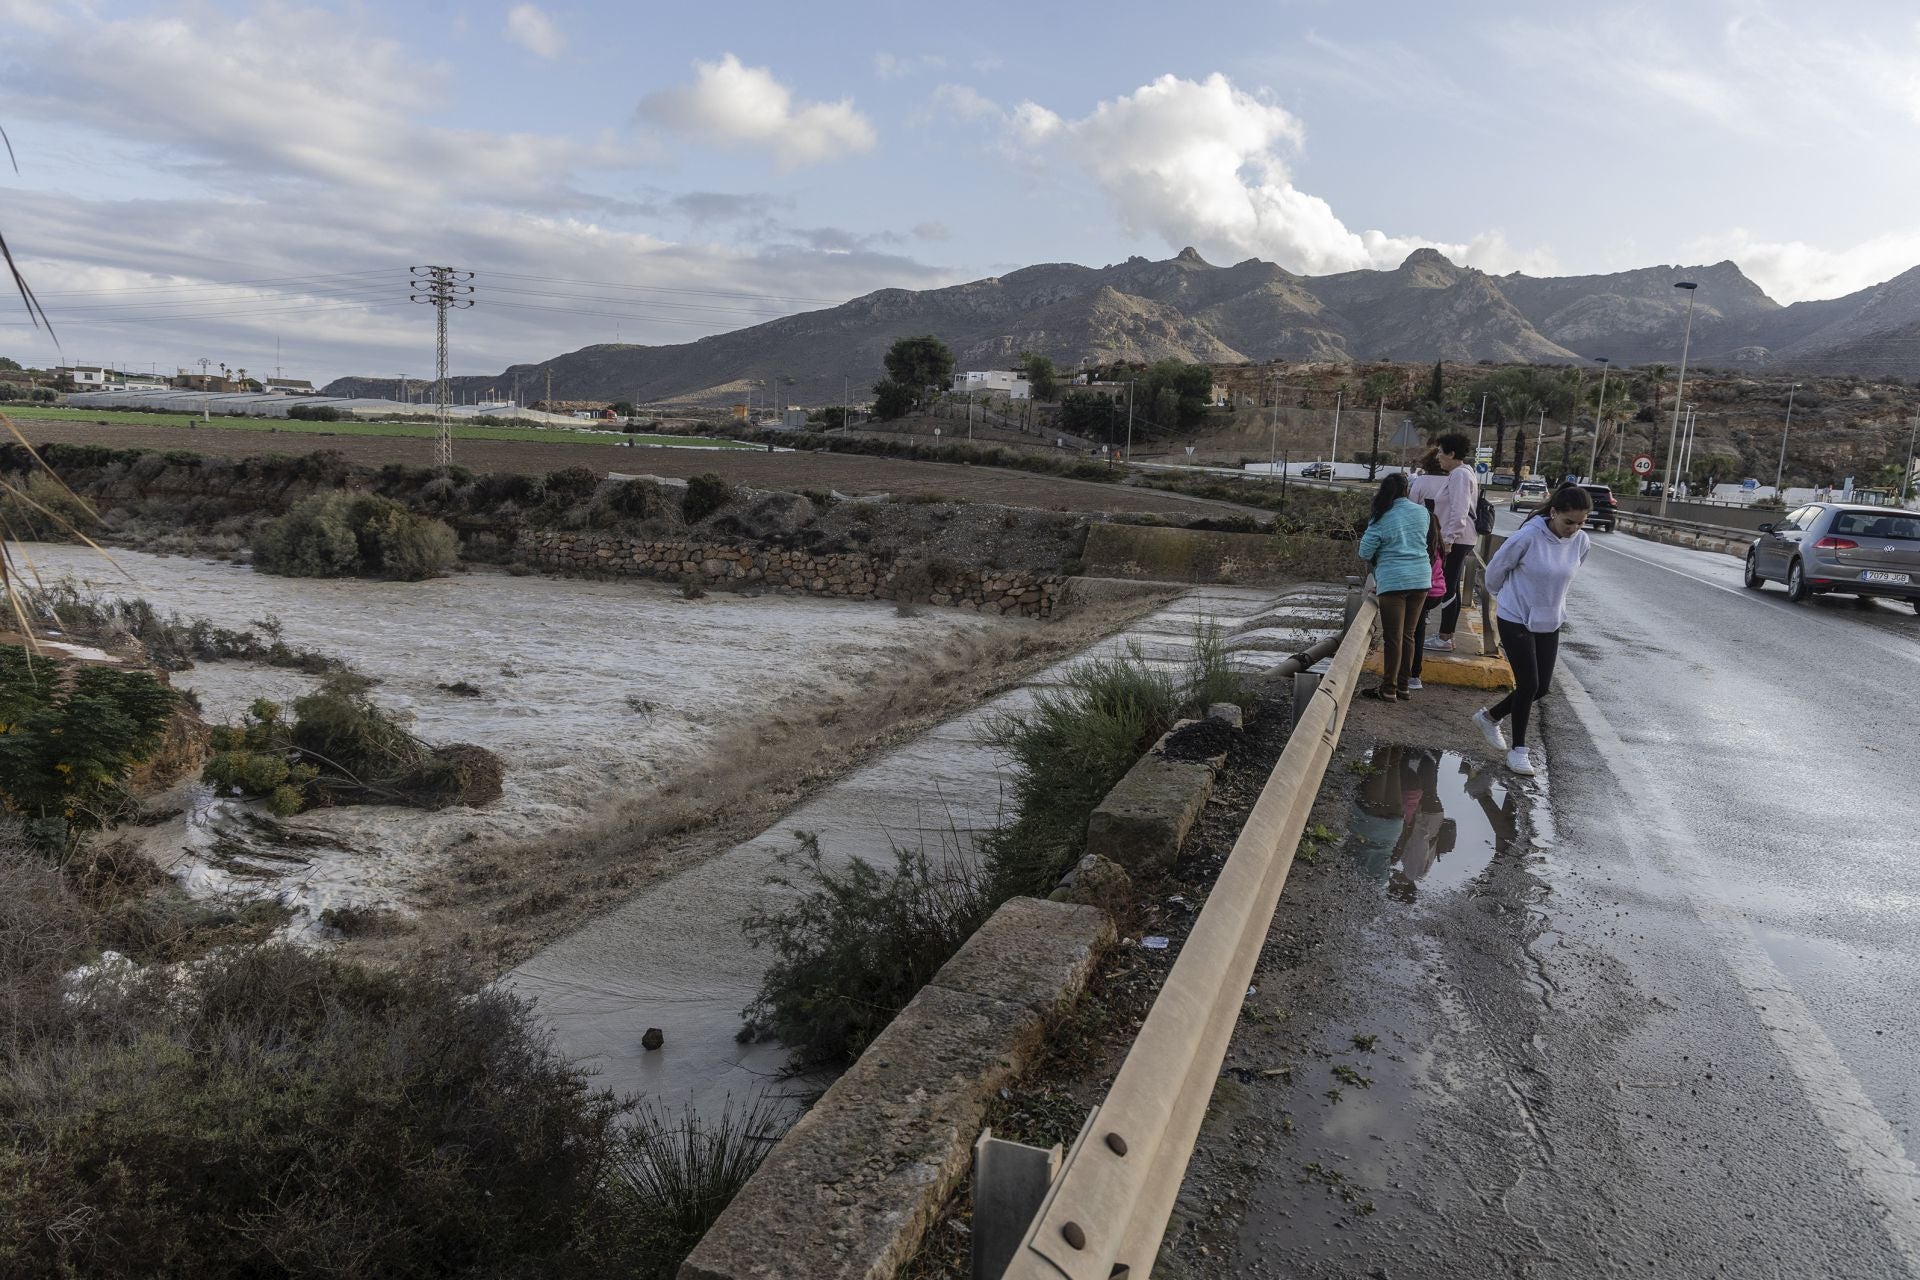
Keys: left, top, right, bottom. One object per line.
{"left": 638, "top": 54, "right": 876, "bottom": 167}
{"left": 505, "top": 5, "right": 565, "bottom": 59}
{"left": 873, "top": 51, "right": 906, "bottom": 80}
{"left": 1008, "top": 72, "right": 1550, "bottom": 277}
{"left": 924, "top": 84, "right": 1002, "bottom": 124}
{"left": 912, "top": 221, "right": 950, "bottom": 242}
{"left": 1688, "top": 228, "right": 1920, "bottom": 304}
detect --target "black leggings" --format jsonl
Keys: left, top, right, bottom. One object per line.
{"left": 1488, "top": 620, "right": 1561, "bottom": 748}
{"left": 1436, "top": 542, "right": 1472, "bottom": 634}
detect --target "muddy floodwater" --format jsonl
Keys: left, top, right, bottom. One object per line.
{"left": 21, "top": 543, "right": 1001, "bottom": 931}
{"left": 508, "top": 584, "right": 1348, "bottom": 1112}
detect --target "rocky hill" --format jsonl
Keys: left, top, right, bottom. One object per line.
{"left": 326, "top": 249, "right": 1920, "bottom": 406}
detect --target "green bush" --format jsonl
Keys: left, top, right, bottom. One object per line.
{"left": 285, "top": 402, "right": 342, "bottom": 421}
{"left": 0, "top": 944, "right": 628, "bottom": 1279}
{"left": 0, "top": 646, "right": 178, "bottom": 851}
{"left": 981, "top": 646, "right": 1180, "bottom": 900}
{"left": 252, "top": 493, "right": 457, "bottom": 580}
{"left": 683, "top": 472, "right": 734, "bottom": 523}
{"left": 0, "top": 471, "right": 92, "bottom": 540}
{"left": 743, "top": 833, "right": 986, "bottom": 1063}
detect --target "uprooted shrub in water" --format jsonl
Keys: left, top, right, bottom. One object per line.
{"left": 203, "top": 674, "right": 503, "bottom": 814}
{"left": 251, "top": 492, "right": 457, "bottom": 581}
{"left": 25, "top": 583, "right": 346, "bottom": 675}
{"left": 742, "top": 832, "right": 987, "bottom": 1063}
{"left": 0, "top": 645, "right": 180, "bottom": 852}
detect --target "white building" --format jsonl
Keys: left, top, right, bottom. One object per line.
{"left": 952, "top": 370, "right": 1032, "bottom": 400}
{"left": 55, "top": 365, "right": 110, "bottom": 387}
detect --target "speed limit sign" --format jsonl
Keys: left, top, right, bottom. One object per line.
{"left": 1632, "top": 454, "right": 1654, "bottom": 477}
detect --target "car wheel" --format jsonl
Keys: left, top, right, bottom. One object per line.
{"left": 1744, "top": 550, "right": 1766, "bottom": 590}
{"left": 1786, "top": 559, "right": 1812, "bottom": 603}
{"left": 1912, "top": 600, "right": 1920, "bottom": 616}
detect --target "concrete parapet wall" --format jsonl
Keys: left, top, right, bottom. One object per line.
{"left": 1081, "top": 522, "right": 1351, "bottom": 584}
{"left": 1616, "top": 513, "right": 1748, "bottom": 560}
{"left": 523, "top": 531, "right": 1064, "bottom": 618}
{"left": 680, "top": 898, "right": 1113, "bottom": 1280}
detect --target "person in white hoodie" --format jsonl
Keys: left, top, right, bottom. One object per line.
{"left": 1472, "top": 484, "right": 1593, "bottom": 776}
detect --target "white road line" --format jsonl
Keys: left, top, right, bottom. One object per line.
{"left": 1553, "top": 665, "right": 1920, "bottom": 1276}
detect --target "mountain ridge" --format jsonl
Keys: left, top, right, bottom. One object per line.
{"left": 325, "top": 250, "right": 1920, "bottom": 405}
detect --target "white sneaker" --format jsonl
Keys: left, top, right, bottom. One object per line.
{"left": 1407, "top": 678, "right": 1424, "bottom": 691}
{"left": 1473, "top": 708, "right": 1508, "bottom": 752}
{"left": 1506, "top": 746, "right": 1536, "bottom": 776}
{"left": 1425, "top": 636, "right": 1455, "bottom": 652}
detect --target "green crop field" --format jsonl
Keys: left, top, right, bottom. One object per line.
{"left": 0, "top": 405, "right": 753, "bottom": 449}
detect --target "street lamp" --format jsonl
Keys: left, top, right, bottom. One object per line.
{"left": 1774, "top": 381, "right": 1801, "bottom": 496}
{"left": 1660, "top": 281, "right": 1699, "bottom": 516}
{"left": 1586, "top": 356, "right": 1610, "bottom": 479}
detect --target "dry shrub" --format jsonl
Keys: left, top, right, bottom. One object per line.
{"left": 0, "top": 838, "right": 90, "bottom": 1042}
{"left": 0, "top": 944, "right": 628, "bottom": 1279}
{"left": 252, "top": 493, "right": 456, "bottom": 581}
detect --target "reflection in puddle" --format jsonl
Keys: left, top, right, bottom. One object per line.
{"left": 1347, "top": 746, "right": 1519, "bottom": 899}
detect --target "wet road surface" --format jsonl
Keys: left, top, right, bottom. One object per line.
{"left": 1183, "top": 518, "right": 1920, "bottom": 1278}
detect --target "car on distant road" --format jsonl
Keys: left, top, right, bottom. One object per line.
{"left": 1641, "top": 479, "right": 1664, "bottom": 497}
{"left": 1509, "top": 477, "right": 1548, "bottom": 512}
{"left": 1745, "top": 504, "right": 1920, "bottom": 610}
{"left": 1579, "top": 484, "right": 1618, "bottom": 532}
{"left": 1299, "top": 462, "right": 1336, "bottom": 480}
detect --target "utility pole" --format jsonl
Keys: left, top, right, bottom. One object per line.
{"left": 1368, "top": 398, "right": 1383, "bottom": 481}
{"left": 1587, "top": 357, "right": 1610, "bottom": 479}
{"left": 1660, "top": 281, "right": 1700, "bottom": 516}
{"left": 1474, "top": 392, "right": 1487, "bottom": 460}
{"left": 1124, "top": 378, "right": 1135, "bottom": 461}
{"left": 1774, "top": 382, "right": 1801, "bottom": 495}
{"left": 410, "top": 265, "right": 475, "bottom": 471}
{"left": 1269, "top": 369, "right": 1281, "bottom": 480}
{"left": 1903, "top": 415, "right": 1918, "bottom": 505}
{"left": 1533, "top": 406, "right": 1546, "bottom": 476}
{"left": 1330, "top": 389, "right": 1342, "bottom": 474}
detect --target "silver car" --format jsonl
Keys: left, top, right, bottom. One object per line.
{"left": 1746, "top": 503, "right": 1920, "bottom": 611}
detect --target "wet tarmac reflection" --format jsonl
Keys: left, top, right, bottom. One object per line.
{"left": 1347, "top": 746, "right": 1519, "bottom": 899}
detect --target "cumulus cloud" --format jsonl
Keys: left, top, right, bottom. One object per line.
{"left": 505, "top": 5, "right": 565, "bottom": 59}
{"left": 638, "top": 54, "right": 876, "bottom": 167}
{"left": 926, "top": 83, "right": 1002, "bottom": 123}
{"left": 1687, "top": 229, "right": 1920, "bottom": 304}
{"left": 1008, "top": 72, "right": 1552, "bottom": 277}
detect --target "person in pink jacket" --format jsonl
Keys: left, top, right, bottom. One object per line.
{"left": 1422, "top": 433, "right": 1479, "bottom": 653}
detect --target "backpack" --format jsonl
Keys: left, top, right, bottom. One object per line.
{"left": 1474, "top": 492, "right": 1496, "bottom": 536}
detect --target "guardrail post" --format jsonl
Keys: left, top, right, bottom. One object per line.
{"left": 1342, "top": 575, "right": 1363, "bottom": 631}
{"left": 971, "top": 1128, "right": 1065, "bottom": 1280}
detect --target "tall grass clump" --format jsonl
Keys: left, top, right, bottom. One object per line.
{"left": 1185, "top": 619, "right": 1251, "bottom": 713}
{"left": 980, "top": 645, "right": 1180, "bottom": 900}
{"left": 251, "top": 492, "right": 456, "bottom": 580}
{"left": 742, "top": 832, "right": 986, "bottom": 1063}
{"left": 586, "top": 1096, "right": 792, "bottom": 1278}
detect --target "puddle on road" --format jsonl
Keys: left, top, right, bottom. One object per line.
{"left": 1345, "top": 746, "right": 1520, "bottom": 900}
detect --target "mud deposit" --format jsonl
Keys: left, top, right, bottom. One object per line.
{"left": 21, "top": 543, "right": 1002, "bottom": 933}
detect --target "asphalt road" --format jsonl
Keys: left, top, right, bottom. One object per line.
{"left": 1182, "top": 516, "right": 1920, "bottom": 1278}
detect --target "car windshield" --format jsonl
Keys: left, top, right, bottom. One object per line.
{"left": 1831, "top": 510, "right": 1920, "bottom": 540}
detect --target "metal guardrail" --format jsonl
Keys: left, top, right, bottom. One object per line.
{"left": 1617, "top": 509, "right": 1755, "bottom": 539}
{"left": 984, "top": 591, "right": 1380, "bottom": 1280}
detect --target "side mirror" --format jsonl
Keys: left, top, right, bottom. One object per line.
{"left": 1757, "top": 523, "right": 1775, "bottom": 533}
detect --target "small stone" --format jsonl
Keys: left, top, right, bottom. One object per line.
{"left": 641, "top": 1027, "right": 665, "bottom": 1050}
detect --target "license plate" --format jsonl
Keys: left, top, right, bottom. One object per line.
{"left": 1861, "top": 571, "right": 1911, "bottom": 584}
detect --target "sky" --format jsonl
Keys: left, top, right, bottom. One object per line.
{"left": 2, "top": 0, "right": 1919, "bottom": 385}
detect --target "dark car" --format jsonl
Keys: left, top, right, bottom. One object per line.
{"left": 1747, "top": 504, "right": 1920, "bottom": 610}
{"left": 1299, "top": 462, "right": 1336, "bottom": 481}
{"left": 1641, "top": 479, "right": 1664, "bottom": 497}
{"left": 1579, "top": 484, "right": 1618, "bottom": 532}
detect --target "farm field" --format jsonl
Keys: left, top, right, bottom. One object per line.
{"left": 11, "top": 416, "right": 1263, "bottom": 515}
{"left": 2, "top": 405, "right": 750, "bottom": 448}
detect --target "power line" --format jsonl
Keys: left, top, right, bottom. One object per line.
{"left": 31, "top": 267, "right": 404, "bottom": 297}
{"left": 484, "top": 269, "right": 847, "bottom": 306}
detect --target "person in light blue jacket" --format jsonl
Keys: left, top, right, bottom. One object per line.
{"left": 1357, "top": 472, "right": 1437, "bottom": 702}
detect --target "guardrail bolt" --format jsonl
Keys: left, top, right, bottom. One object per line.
{"left": 1104, "top": 1132, "right": 1129, "bottom": 1156}
{"left": 1062, "top": 1222, "right": 1087, "bottom": 1250}
{"left": 1108, "top": 1266, "right": 1131, "bottom": 1279}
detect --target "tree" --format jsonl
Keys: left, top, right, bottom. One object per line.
{"left": 871, "top": 379, "right": 916, "bottom": 421}
{"left": 1056, "top": 390, "right": 1119, "bottom": 442}
{"left": 1427, "top": 360, "right": 1445, "bottom": 407}
{"left": 610, "top": 400, "right": 636, "bottom": 418}
{"left": 883, "top": 335, "right": 955, "bottom": 408}
{"left": 1020, "top": 352, "right": 1057, "bottom": 401}
{"left": 0, "top": 357, "right": 19, "bottom": 371}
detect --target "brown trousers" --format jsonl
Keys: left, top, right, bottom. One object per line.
{"left": 1377, "top": 588, "right": 1428, "bottom": 695}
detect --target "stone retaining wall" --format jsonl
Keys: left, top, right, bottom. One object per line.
{"left": 522, "top": 531, "right": 1064, "bottom": 617}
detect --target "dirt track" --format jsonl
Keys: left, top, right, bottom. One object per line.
{"left": 12, "top": 417, "right": 1251, "bottom": 518}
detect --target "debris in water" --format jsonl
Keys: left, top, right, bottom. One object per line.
{"left": 437, "top": 680, "right": 484, "bottom": 698}
{"left": 641, "top": 1027, "right": 665, "bottom": 1051}
{"left": 1141, "top": 936, "right": 1170, "bottom": 950}
{"left": 1160, "top": 718, "right": 1237, "bottom": 763}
